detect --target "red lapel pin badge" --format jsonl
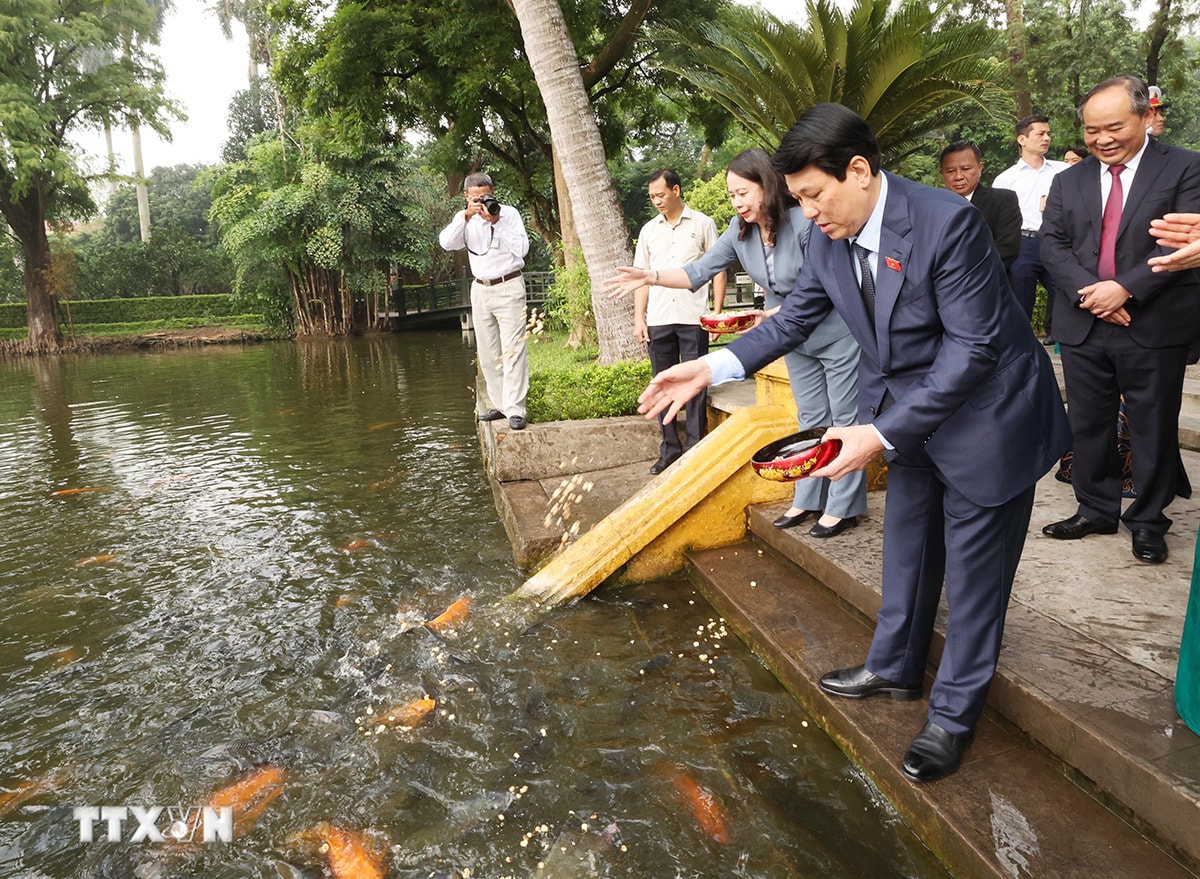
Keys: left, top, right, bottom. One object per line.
{"left": 885, "top": 256, "right": 902, "bottom": 272}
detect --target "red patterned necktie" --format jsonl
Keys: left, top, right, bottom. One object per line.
{"left": 1097, "top": 164, "right": 1126, "bottom": 281}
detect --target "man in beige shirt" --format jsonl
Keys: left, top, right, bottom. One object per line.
{"left": 633, "top": 169, "right": 725, "bottom": 473}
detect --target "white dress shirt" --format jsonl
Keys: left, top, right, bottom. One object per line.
{"left": 992, "top": 158, "right": 1069, "bottom": 232}
{"left": 438, "top": 204, "right": 529, "bottom": 280}
{"left": 633, "top": 205, "right": 720, "bottom": 325}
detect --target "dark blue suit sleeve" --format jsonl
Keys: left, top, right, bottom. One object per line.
{"left": 724, "top": 258, "right": 834, "bottom": 375}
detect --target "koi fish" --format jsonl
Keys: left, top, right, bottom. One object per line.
{"left": 75, "top": 553, "right": 119, "bottom": 567}
{"left": 0, "top": 765, "right": 73, "bottom": 818}
{"left": 191, "top": 763, "right": 288, "bottom": 838}
{"left": 366, "top": 696, "right": 436, "bottom": 731}
{"left": 294, "top": 822, "right": 386, "bottom": 879}
{"left": 52, "top": 486, "right": 105, "bottom": 496}
{"left": 665, "top": 765, "right": 730, "bottom": 844}
{"left": 343, "top": 539, "right": 371, "bottom": 554}
{"left": 367, "top": 421, "right": 395, "bottom": 431}
{"left": 424, "top": 597, "right": 472, "bottom": 635}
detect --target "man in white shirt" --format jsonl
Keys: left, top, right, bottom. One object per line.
{"left": 632, "top": 169, "right": 725, "bottom": 473}
{"left": 992, "top": 115, "right": 1070, "bottom": 329}
{"left": 439, "top": 173, "right": 531, "bottom": 430}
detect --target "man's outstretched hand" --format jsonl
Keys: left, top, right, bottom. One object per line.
{"left": 638, "top": 360, "right": 713, "bottom": 424}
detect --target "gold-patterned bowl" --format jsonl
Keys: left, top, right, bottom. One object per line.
{"left": 699, "top": 311, "right": 758, "bottom": 334}
{"left": 751, "top": 428, "right": 842, "bottom": 482}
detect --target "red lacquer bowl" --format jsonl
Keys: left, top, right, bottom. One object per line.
{"left": 751, "top": 428, "right": 842, "bottom": 482}
{"left": 699, "top": 311, "right": 757, "bottom": 334}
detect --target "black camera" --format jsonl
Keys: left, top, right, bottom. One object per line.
{"left": 479, "top": 194, "right": 501, "bottom": 217}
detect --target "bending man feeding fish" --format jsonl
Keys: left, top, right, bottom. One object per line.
{"left": 624, "top": 103, "right": 1071, "bottom": 782}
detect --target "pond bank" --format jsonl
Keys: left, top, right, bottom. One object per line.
{"left": 482, "top": 366, "right": 1200, "bottom": 879}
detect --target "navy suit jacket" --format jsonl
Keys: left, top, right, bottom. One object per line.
{"left": 683, "top": 205, "right": 852, "bottom": 351}
{"left": 1040, "top": 140, "right": 1200, "bottom": 348}
{"left": 728, "top": 173, "right": 1071, "bottom": 508}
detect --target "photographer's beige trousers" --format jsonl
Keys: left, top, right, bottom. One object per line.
{"left": 471, "top": 276, "right": 529, "bottom": 418}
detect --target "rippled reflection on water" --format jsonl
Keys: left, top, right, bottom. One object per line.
{"left": 0, "top": 334, "right": 948, "bottom": 878}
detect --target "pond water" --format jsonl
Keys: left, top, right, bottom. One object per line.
{"left": 0, "top": 333, "right": 949, "bottom": 878}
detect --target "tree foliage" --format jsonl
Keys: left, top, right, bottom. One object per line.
{"left": 0, "top": 0, "right": 177, "bottom": 346}
{"left": 657, "top": 0, "right": 1007, "bottom": 164}
{"left": 208, "top": 130, "right": 425, "bottom": 334}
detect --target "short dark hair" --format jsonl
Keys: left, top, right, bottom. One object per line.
{"left": 463, "top": 172, "right": 495, "bottom": 191}
{"left": 725, "top": 149, "right": 794, "bottom": 245}
{"left": 647, "top": 168, "right": 681, "bottom": 190}
{"left": 1079, "top": 75, "right": 1151, "bottom": 119}
{"left": 772, "top": 103, "right": 881, "bottom": 180}
{"left": 1064, "top": 144, "right": 1088, "bottom": 160}
{"left": 939, "top": 140, "right": 983, "bottom": 165}
{"left": 1014, "top": 115, "right": 1049, "bottom": 138}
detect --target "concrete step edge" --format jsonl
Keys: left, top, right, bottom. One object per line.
{"left": 685, "top": 541, "right": 1197, "bottom": 879}
{"left": 743, "top": 507, "right": 1200, "bottom": 873}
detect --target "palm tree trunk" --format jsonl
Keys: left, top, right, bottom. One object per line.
{"left": 508, "top": 0, "right": 641, "bottom": 364}
{"left": 1004, "top": 0, "right": 1032, "bottom": 119}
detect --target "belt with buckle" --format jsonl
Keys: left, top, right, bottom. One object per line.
{"left": 1020, "top": 230, "right": 1040, "bottom": 238}
{"left": 476, "top": 270, "right": 522, "bottom": 287}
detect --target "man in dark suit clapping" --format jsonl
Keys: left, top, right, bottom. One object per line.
{"left": 939, "top": 141, "right": 1022, "bottom": 281}
{"left": 637, "top": 104, "right": 1071, "bottom": 782}
{"left": 1040, "top": 76, "right": 1200, "bottom": 564}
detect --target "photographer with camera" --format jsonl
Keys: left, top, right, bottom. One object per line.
{"left": 439, "top": 172, "right": 532, "bottom": 430}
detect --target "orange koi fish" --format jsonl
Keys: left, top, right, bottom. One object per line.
{"left": 52, "top": 486, "right": 105, "bottom": 496}
{"left": 372, "top": 696, "right": 436, "bottom": 730}
{"left": 75, "top": 553, "right": 119, "bottom": 567}
{"left": 343, "top": 539, "right": 371, "bottom": 554}
{"left": 193, "top": 764, "right": 288, "bottom": 838}
{"left": 298, "top": 822, "right": 386, "bottom": 879}
{"left": 666, "top": 765, "right": 731, "bottom": 844}
{"left": 367, "top": 421, "right": 395, "bottom": 431}
{"left": 0, "top": 766, "right": 73, "bottom": 818}
{"left": 424, "top": 597, "right": 472, "bottom": 635}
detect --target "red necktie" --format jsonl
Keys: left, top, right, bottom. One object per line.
{"left": 1097, "top": 164, "right": 1126, "bottom": 281}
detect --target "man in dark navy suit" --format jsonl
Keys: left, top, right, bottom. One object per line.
{"left": 1040, "top": 76, "right": 1200, "bottom": 565}
{"left": 939, "top": 140, "right": 1021, "bottom": 282}
{"left": 637, "top": 104, "right": 1071, "bottom": 782}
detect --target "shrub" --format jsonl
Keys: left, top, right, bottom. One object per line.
{"left": 542, "top": 248, "right": 595, "bottom": 345}
{"left": 527, "top": 358, "right": 652, "bottom": 423}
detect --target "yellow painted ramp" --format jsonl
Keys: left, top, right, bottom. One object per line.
{"left": 517, "top": 405, "right": 798, "bottom": 607}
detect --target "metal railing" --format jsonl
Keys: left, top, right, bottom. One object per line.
{"left": 391, "top": 271, "right": 554, "bottom": 321}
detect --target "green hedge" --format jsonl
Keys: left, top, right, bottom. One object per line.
{"left": 527, "top": 359, "right": 653, "bottom": 423}
{"left": 0, "top": 294, "right": 244, "bottom": 329}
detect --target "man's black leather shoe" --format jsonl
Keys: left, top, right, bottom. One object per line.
{"left": 901, "top": 721, "right": 974, "bottom": 783}
{"left": 478, "top": 408, "right": 504, "bottom": 422}
{"left": 1132, "top": 529, "right": 1168, "bottom": 563}
{"left": 818, "top": 665, "right": 921, "bottom": 701}
{"left": 773, "top": 510, "right": 816, "bottom": 529}
{"left": 1041, "top": 513, "right": 1118, "bottom": 540}
{"left": 649, "top": 454, "right": 680, "bottom": 475}
{"left": 809, "top": 516, "right": 858, "bottom": 539}
{"left": 508, "top": 415, "right": 527, "bottom": 431}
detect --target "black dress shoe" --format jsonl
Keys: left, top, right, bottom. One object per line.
{"left": 1042, "top": 336, "right": 1055, "bottom": 346}
{"left": 773, "top": 510, "right": 817, "bottom": 529}
{"left": 1131, "top": 529, "right": 1168, "bottom": 564}
{"left": 649, "top": 454, "right": 680, "bottom": 475}
{"left": 901, "top": 721, "right": 975, "bottom": 783}
{"left": 508, "top": 415, "right": 527, "bottom": 430}
{"left": 818, "top": 665, "right": 921, "bottom": 701}
{"left": 1041, "top": 513, "right": 1118, "bottom": 540}
{"left": 477, "top": 408, "right": 504, "bottom": 422}
{"left": 809, "top": 516, "right": 858, "bottom": 539}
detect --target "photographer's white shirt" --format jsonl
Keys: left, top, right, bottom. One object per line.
{"left": 439, "top": 205, "right": 529, "bottom": 281}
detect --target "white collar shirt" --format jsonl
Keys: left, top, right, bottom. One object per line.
{"left": 633, "top": 204, "right": 721, "bottom": 325}
{"left": 1098, "top": 134, "right": 1150, "bottom": 210}
{"left": 438, "top": 203, "right": 529, "bottom": 281}
{"left": 992, "top": 157, "right": 1070, "bottom": 232}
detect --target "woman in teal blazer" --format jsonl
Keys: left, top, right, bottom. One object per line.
{"left": 608, "top": 149, "right": 866, "bottom": 536}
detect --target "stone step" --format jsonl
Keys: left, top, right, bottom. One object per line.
{"left": 686, "top": 539, "right": 1199, "bottom": 879}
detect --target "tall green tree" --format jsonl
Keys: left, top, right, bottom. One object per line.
{"left": 208, "top": 131, "right": 419, "bottom": 335}
{"left": 658, "top": 0, "right": 1007, "bottom": 164}
{"left": 0, "top": 0, "right": 175, "bottom": 348}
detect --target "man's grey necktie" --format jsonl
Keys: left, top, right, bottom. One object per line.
{"left": 852, "top": 242, "right": 876, "bottom": 323}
